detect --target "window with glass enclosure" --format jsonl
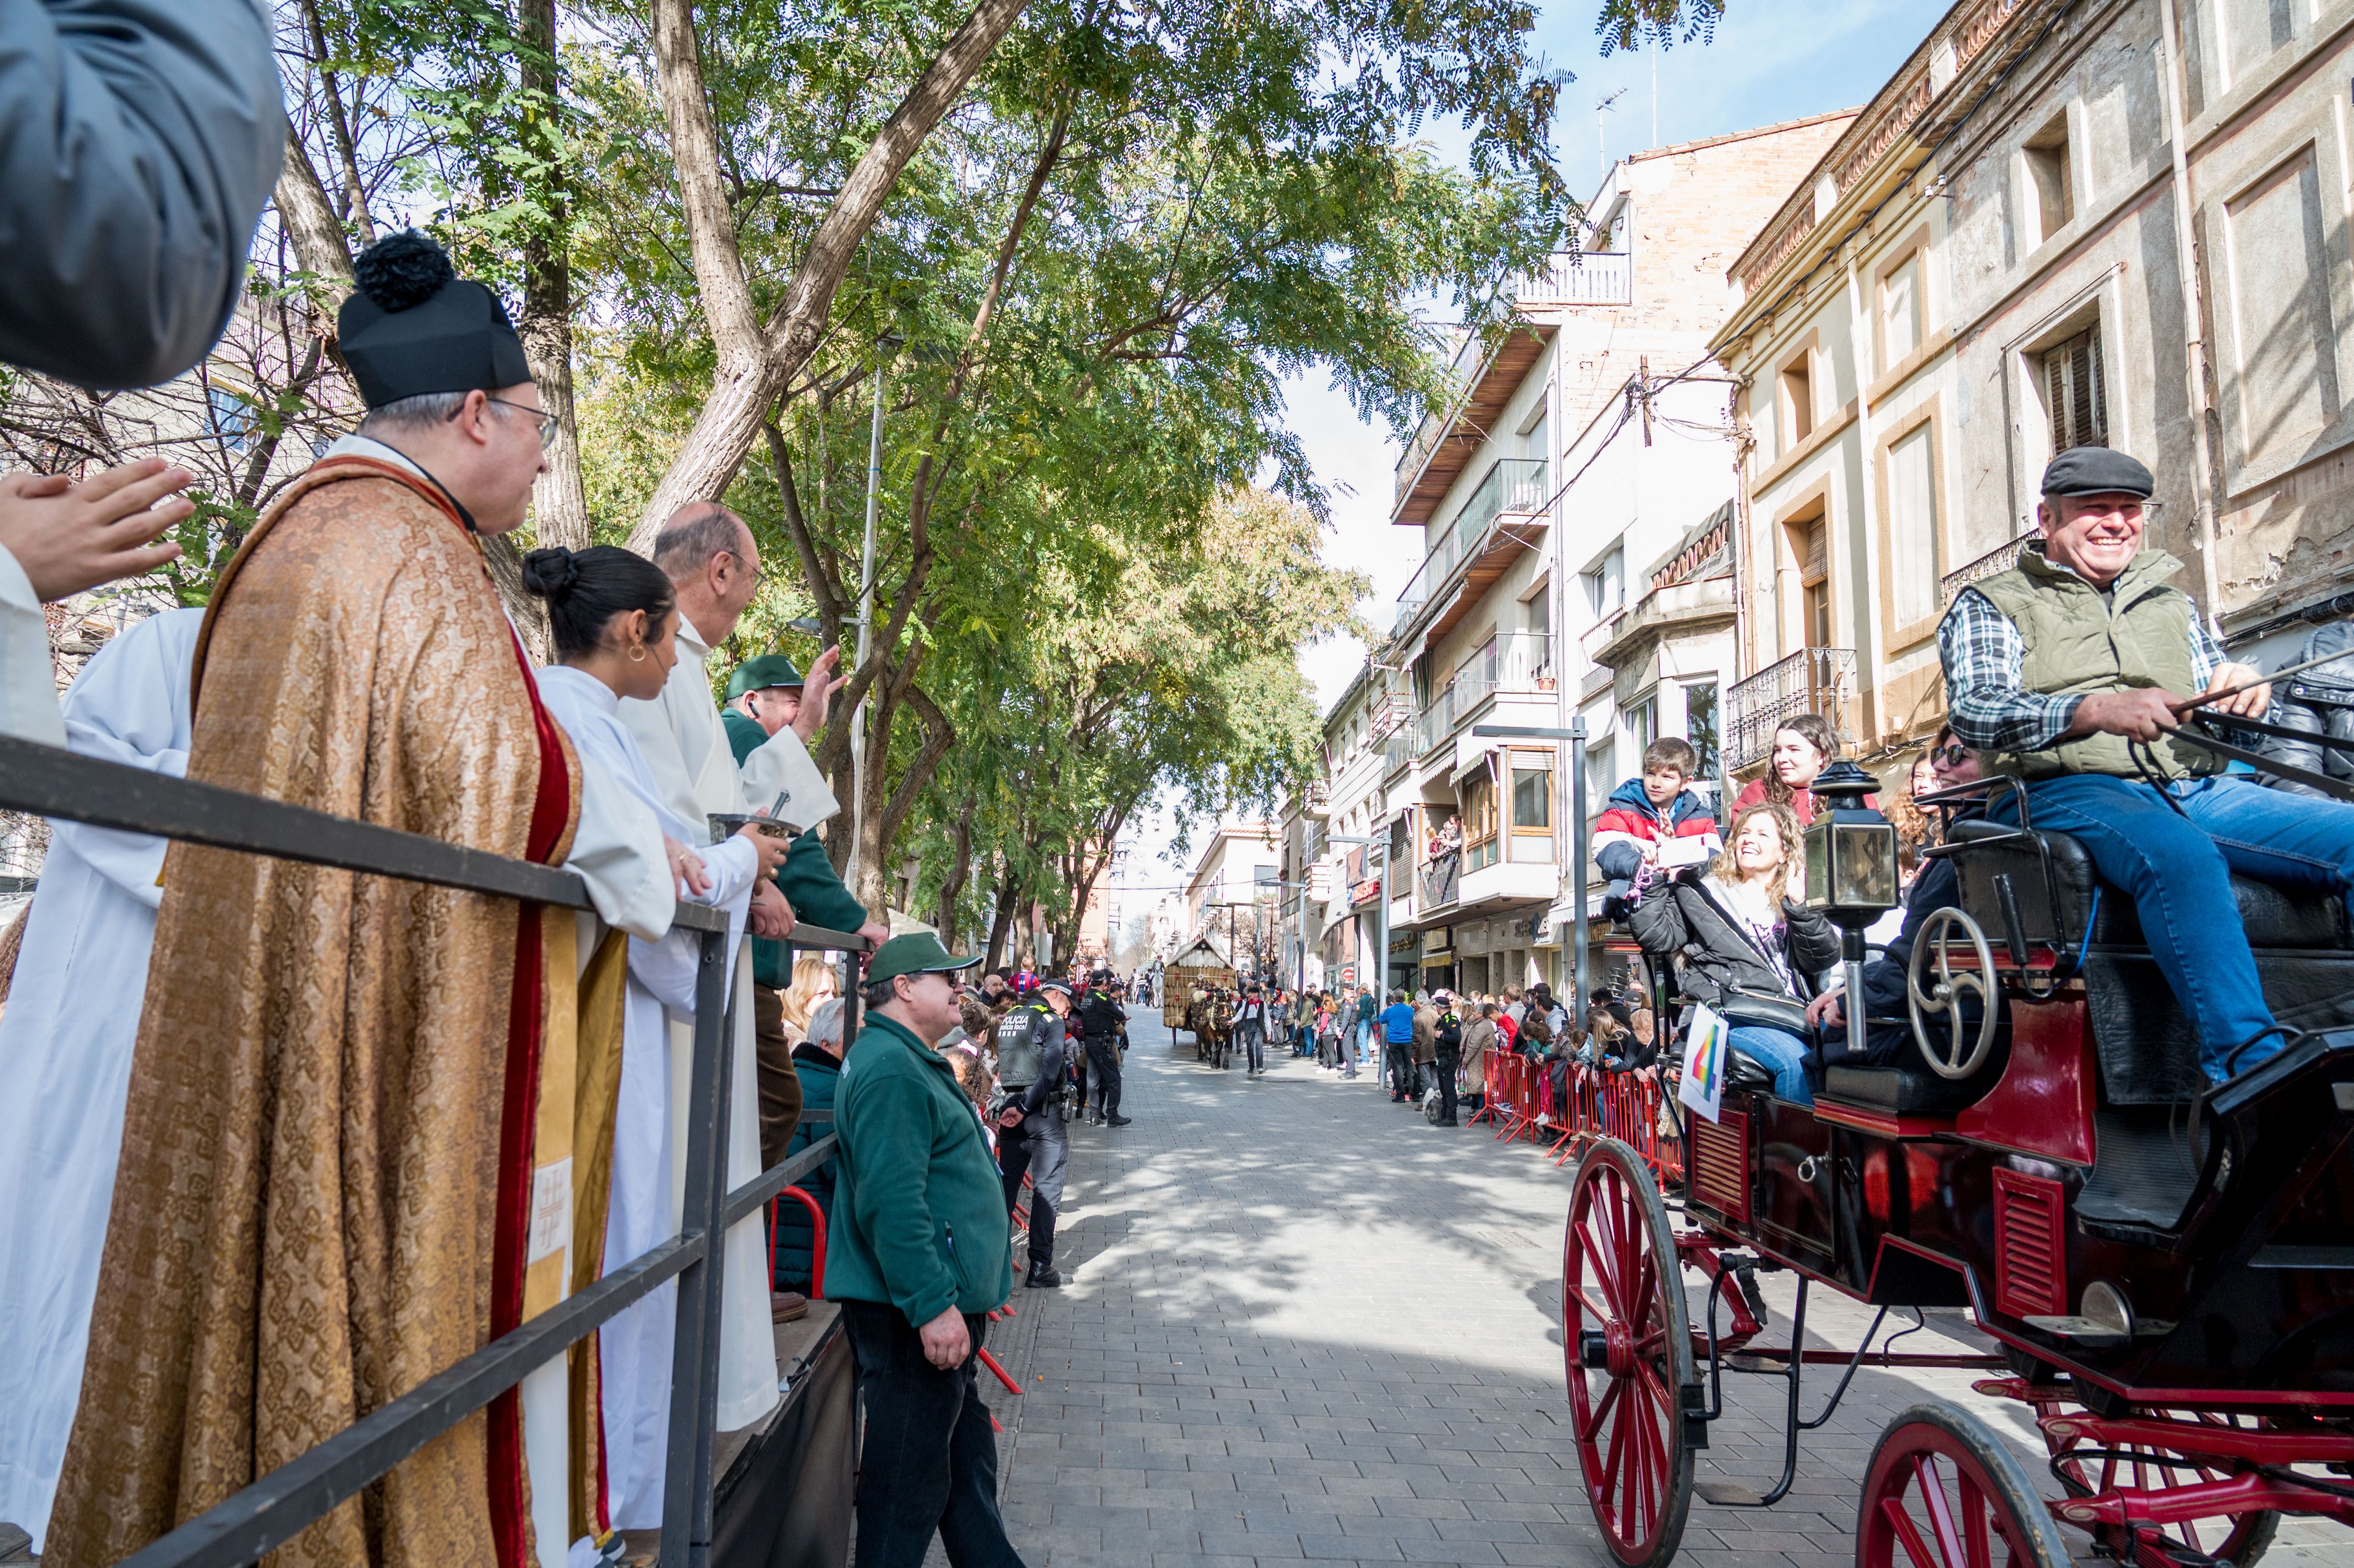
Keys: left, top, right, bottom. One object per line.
{"left": 1584, "top": 546, "right": 1625, "bottom": 619}
{"left": 1510, "top": 754, "right": 1555, "bottom": 864}
{"left": 1462, "top": 771, "right": 1499, "bottom": 871}
{"left": 1684, "top": 682, "right": 1719, "bottom": 779}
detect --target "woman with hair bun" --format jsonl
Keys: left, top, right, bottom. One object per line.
{"left": 524, "top": 543, "right": 793, "bottom": 1530}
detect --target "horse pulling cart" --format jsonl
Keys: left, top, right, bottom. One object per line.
{"left": 1562, "top": 769, "right": 2354, "bottom": 1568}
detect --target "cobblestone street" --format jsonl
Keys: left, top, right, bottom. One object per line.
{"left": 973, "top": 1014, "right": 2347, "bottom": 1568}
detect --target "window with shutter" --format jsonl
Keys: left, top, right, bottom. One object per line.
{"left": 2044, "top": 326, "right": 2107, "bottom": 451}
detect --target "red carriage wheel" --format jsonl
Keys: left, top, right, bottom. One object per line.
{"left": 1857, "top": 1403, "right": 2075, "bottom": 1568}
{"left": 1563, "top": 1136, "right": 1694, "bottom": 1567}
{"left": 2028, "top": 1392, "right": 2280, "bottom": 1567}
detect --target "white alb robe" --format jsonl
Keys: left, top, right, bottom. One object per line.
{"left": 0, "top": 544, "right": 64, "bottom": 747}
{"left": 0, "top": 608, "right": 198, "bottom": 1549}
{"left": 537, "top": 665, "right": 765, "bottom": 1531}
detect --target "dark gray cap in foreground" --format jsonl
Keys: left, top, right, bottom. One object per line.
{"left": 2040, "top": 446, "right": 2154, "bottom": 499}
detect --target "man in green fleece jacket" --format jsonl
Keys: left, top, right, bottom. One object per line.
{"left": 827, "top": 932, "right": 1026, "bottom": 1568}
{"left": 721, "top": 651, "right": 886, "bottom": 1171}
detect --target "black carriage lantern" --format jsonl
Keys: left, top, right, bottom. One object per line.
{"left": 1803, "top": 757, "right": 1898, "bottom": 1066}
{"left": 1802, "top": 759, "right": 1901, "bottom": 921}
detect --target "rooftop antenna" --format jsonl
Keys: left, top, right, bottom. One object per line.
{"left": 1596, "top": 88, "right": 1627, "bottom": 189}
{"left": 1650, "top": 31, "right": 1658, "bottom": 147}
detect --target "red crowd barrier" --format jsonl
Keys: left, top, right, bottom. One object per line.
{"left": 765, "top": 1184, "right": 829, "bottom": 1298}
{"left": 1455, "top": 1053, "right": 1684, "bottom": 1184}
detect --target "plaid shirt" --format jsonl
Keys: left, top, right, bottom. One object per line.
{"left": 1939, "top": 585, "right": 2224, "bottom": 753}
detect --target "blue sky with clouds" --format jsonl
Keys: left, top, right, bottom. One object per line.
{"left": 1105, "top": 0, "right": 1943, "bottom": 913}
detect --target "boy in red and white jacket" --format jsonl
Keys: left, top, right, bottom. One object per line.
{"left": 1593, "top": 738, "right": 1722, "bottom": 916}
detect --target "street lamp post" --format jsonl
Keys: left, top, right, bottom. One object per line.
{"left": 1471, "top": 720, "right": 1590, "bottom": 1020}
{"left": 847, "top": 359, "right": 884, "bottom": 884}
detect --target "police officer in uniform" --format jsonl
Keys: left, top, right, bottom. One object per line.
{"left": 1077, "top": 965, "right": 1131, "bottom": 1126}
{"left": 995, "top": 977, "right": 1075, "bottom": 1287}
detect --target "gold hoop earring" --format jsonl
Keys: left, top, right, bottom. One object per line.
{"left": 627, "top": 643, "right": 648, "bottom": 662}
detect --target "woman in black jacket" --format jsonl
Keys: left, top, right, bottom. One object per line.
{"left": 1627, "top": 801, "right": 1841, "bottom": 1103}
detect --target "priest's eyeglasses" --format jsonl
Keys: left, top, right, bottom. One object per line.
{"left": 485, "top": 397, "right": 562, "bottom": 452}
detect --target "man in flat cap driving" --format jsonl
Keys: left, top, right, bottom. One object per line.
{"left": 1939, "top": 446, "right": 2354, "bottom": 1086}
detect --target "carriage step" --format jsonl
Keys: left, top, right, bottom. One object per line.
{"left": 1695, "top": 1482, "right": 1766, "bottom": 1507}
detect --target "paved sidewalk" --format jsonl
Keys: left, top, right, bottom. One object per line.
{"left": 966, "top": 1015, "right": 2344, "bottom": 1568}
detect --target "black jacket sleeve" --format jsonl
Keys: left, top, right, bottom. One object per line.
{"left": 1627, "top": 881, "right": 1693, "bottom": 961}
{"left": 2, "top": 0, "right": 286, "bottom": 387}
{"left": 1019, "top": 1015, "right": 1067, "bottom": 1115}
{"left": 1782, "top": 900, "right": 1845, "bottom": 991}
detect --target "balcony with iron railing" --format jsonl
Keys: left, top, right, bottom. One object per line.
{"left": 1941, "top": 535, "right": 2028, "bottom": 604}
{"left": 1725, "top": 646, "right": 1860, "bottom": 771}
{"left": 1390, "top": 456, "right": 1551, "bottom": 638}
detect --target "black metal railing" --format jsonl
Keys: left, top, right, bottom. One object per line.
{"left": 0, "top": 732, "right": 873, "bottom": 1568}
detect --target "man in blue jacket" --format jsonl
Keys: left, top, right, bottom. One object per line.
{"left": 1379, "top": 990, "right": 1417, "bottom": 1102}
{"left": 829, "top": 933, "right": 1026, "bottom": 1568}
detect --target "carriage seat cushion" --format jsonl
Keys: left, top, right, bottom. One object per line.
{"left": 1947, "top": 818, "right": 2349, "bottom": 950}
{"left": 1821, "top": 1062, "right": 1994, "bottom": 1116}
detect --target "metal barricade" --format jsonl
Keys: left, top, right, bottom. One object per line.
{"left": 0, "top": 733, "right": 872, "bottom": 1568}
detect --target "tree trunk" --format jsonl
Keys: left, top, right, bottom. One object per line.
{"left": 984, "top": 873, "right": 1017, "bottom": 972}
{"left": 931, "top": 792, "right": 978, "bottom": 937}
{"left": 628, "top": 0, "right": 1036, "bottom": 551}
{"left": 274, "top": 142, "right": 356, "bottom": 317}
{"left": 517, "top": 0, "right": 588, "bottom": 552}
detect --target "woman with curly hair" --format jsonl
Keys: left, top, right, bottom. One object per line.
{"left": 1628, "top": 800, "right": 1841, "bottom": 1104}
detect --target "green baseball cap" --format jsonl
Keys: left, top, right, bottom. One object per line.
{"left": 866, "top": 931, "right": 982, "bottom": 984}
{"left": 725, "top": 652, "right": 804, "bottom": 700}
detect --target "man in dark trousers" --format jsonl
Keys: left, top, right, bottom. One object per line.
{"left": 828, "top": 933, "right": 1025, "bottom": 1568}
{"left": 1077, "top": 965, "right": 1131, "bottom": 1126}
{"left": 995, "top": 979, "right": 1074, "bottom": 1287}
{"left": 1430, "top": 991, "right": 1464, "bottom": 1126}
{"left": 1378, "top": 990, "right": 1417, "bottom": 1101}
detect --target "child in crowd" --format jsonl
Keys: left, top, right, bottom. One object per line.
{"left": 1593, "top": 737, "right": 1723, "bottom": 919}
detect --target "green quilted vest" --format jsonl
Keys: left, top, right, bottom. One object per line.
{"left": 1970, "top": 542, "right": 2221, "bottom": 782}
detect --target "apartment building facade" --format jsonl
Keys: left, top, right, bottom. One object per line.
{"left": 1182, "top": 821, "right": 1283, "bottom": 973}
{"left": 1368, "top": 114, "right": 1854, "bottom": 999}
{"left": 1715, "top": 0, "right": 2354, "bottom": 789}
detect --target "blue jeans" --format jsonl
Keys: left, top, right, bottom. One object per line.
{"left": 1996, "top": 774, "right": 2354, "bottom": 1081}
{"left": 1726, "top": 1025, "right": 1814, "bottom": 1105}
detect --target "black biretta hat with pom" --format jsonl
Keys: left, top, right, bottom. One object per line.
{"left": 338, "top": 230, "right": 532, "bottom": 409}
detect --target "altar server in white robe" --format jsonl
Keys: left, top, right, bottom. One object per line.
{"left": 0, "top": 596, "right": 679, "bottom": 1560}
{"left": 0, "top": 608, "right": 199, "bottom": 1550}
{"left": 521, "top": 544, "right": 790, "bottom": 1534}
{"left": 619, "top": 508, "right": 857, "bottom": 1439}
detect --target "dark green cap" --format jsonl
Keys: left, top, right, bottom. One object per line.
{"left": 725, "top": 653, "right": 804, "bottom": 700}
{"left": 867, "top": 931, "right": 981, "bottom": 984}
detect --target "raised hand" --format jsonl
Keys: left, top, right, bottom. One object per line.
{"left": 0, "top": 460, "right": 193, "bottom": 600}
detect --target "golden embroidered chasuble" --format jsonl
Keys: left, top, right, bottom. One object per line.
{"left": 46, "top": 458, "right": 588, "bottom": 1568}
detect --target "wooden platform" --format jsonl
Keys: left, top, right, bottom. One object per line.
{"left": 618, "top": 1300, "right": 855, "bottom": 1568}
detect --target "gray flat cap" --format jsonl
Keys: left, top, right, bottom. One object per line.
{"left": 2040, "top": 446, "right": 2154, "bottom": 499}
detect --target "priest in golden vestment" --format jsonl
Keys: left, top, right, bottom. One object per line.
{"left": 44, "top": 232, "right": 674, "bottom": 1568}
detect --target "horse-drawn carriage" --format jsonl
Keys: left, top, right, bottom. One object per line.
{"left": 1161, "top": 935, "right": 1234, "bottom": 1066}
{"left": 1564, "top": 769, "right": 2354, "bottom": 1567}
